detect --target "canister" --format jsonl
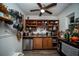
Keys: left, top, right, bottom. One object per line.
{"left": 0, "top": 12, "right": 4, "bottom": 17}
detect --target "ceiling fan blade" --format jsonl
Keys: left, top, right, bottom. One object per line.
{"left": 44, "top": 3, "right": 57, "bottom": 9}
{"left": 37, "top": 3, "right": 42, "bottom": 9}
{"left": 45, "top": 10, "right": 52, "bottom": 14}
{"left": 30, "top": 9, "right": 40, "bottom": 12}
{"left": 39, "top": 12, "right": 42, "bottom": 16}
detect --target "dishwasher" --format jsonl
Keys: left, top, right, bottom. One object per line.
{"left": 23, "top": 38, "right": 33, "bottom": 50}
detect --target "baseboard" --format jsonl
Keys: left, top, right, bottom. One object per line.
{"left": 32, "top": 47, "right": 57, "bottom": 50}
{"left": 23, "top": 49, "right": 32, "bottom": 51}
{"left": 12, "top": 52, "right": 24, "bottom": 56}
{"left": 23, "top": 48, "right": 57, "bottom": 51}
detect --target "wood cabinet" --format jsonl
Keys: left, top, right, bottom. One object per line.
{"left": 47, "top": 38, "right": 53, "bottom": 48}
{"left": 43, "top": 38, "right": 52, "bottom": 49}
{"left": 25, "top": 20, "right": 59, "bottom": 29}
{"left": 23, "top": 20, "right": 59, "bottom": 49}
{"left": 43, "top": 38, "right": 48, "bottom": 49}
{"left": 33, "top": 38, "right": 42, "bottom": 49}
{"left": 33, "top": 37, "right": 52, "bottom": 49}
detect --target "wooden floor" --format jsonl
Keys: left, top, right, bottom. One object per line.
{"left": 23, "top": 50, "right": 60, "bottom": 56}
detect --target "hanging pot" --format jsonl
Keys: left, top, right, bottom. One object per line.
{"left": 17, "top": 24, "right": 23, "bottom": 31}
{"left": 13, "top": 23, "right": 18, "bottom": 29}
{"left": 5, "top": 20, "right": 13, "bottom": 25}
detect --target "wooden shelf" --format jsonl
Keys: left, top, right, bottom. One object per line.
{"left": 0, "top": 4, "right": 13, "bottom": 25}
{"left": 26, "top": 25, "right": 36, "bottom": 27}
{"left": 0, "top": 16, "right": 10, "bottom": 21}
{"left": 0, "top": 3, "right": 11, "bottom": 23}
{"left": 25, "top": 20, "right": 59, "bottom": 37}
{"left": 0, "top": 16, "right": 13, "bottom": 24}
{"left": 0, "top": 3, "right": 8, "bottom": 14}
{"left": 25, "top": 20, "right": 59, "bottom": 28}
{"left": 48, "top": 25, "right": 53, "bottom": 27}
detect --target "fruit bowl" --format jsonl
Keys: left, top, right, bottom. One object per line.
{"left": 70, "top": 36, "right": 79, "bottom": 42}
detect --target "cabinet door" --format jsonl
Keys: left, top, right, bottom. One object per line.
{"left": 43, "top": 38, "right": 52, "bottom": 49}
{"left": 43, "top": 38, "right": 48, "bottom": 49}
{"left": 47, "top": 38, "right": 52, "bottom": 49}
{"left": 33, "top": 38, "right": 42, "bottom": 49}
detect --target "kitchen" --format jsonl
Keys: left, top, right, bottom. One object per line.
{"left": 0, "top": 3, "right": 79, "bottom": 56}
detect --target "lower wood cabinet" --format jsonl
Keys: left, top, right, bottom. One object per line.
{"left": 33, "top": 38, "right": 42, "bottom": 49}
{"left": 42, "top": 38, "right": 48, "bottom": 49}
{"left": 43, "top": 38, "right": 52, "bottom": 49}
{"left": 33, "top": 37, "right": 52, "bottom": 49}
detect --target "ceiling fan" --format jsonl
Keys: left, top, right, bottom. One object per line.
{"left": 30, "top": 3, "right": 57, "bottom": 16}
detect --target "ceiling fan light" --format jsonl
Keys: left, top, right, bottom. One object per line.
{"left": 41, "top": 9, "right": 45, "bottom": 13}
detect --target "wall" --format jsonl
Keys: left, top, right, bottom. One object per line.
{"left": 58, "top": 3, "right": 79, "bottom": 31}
{"left": 0, "top": 3, "right": 24, "bottom": 56}
{"left": 25, "top": 15, "right": 58, "bottom": 20}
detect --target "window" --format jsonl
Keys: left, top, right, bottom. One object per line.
{"left": 67, "top": 13, "right": 75, "bottom": 23}
{"left": 70, "top": 16, "right": 74, "bottom": 23}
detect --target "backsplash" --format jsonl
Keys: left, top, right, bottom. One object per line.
{"left": 33, "top": 27, "right": 47, "bottom": 35}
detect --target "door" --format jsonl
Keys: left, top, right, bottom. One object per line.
{"left": 33, "top": 38, "right": 42, "bottom": 49}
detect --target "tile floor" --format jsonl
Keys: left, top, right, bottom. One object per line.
{"left": 23, "top": 50, "right": 60, "bottom": 56}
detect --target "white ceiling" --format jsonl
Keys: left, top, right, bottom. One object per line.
{"left": 16, "top": 3, "right": 71, "bottom": 16}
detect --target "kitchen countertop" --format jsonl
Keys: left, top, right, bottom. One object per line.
{"left": 23, "top": 34, "right": 58, "bottom": 38}
{"left": 58, "top": 38, "right": 79, "bottom": 49}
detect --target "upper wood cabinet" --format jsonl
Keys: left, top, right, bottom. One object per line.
{"left": 25, "top": 19, "right": 59, "bottom": 37}
{"left": 25, "top": 20, "right": 59, "bottom": 28}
